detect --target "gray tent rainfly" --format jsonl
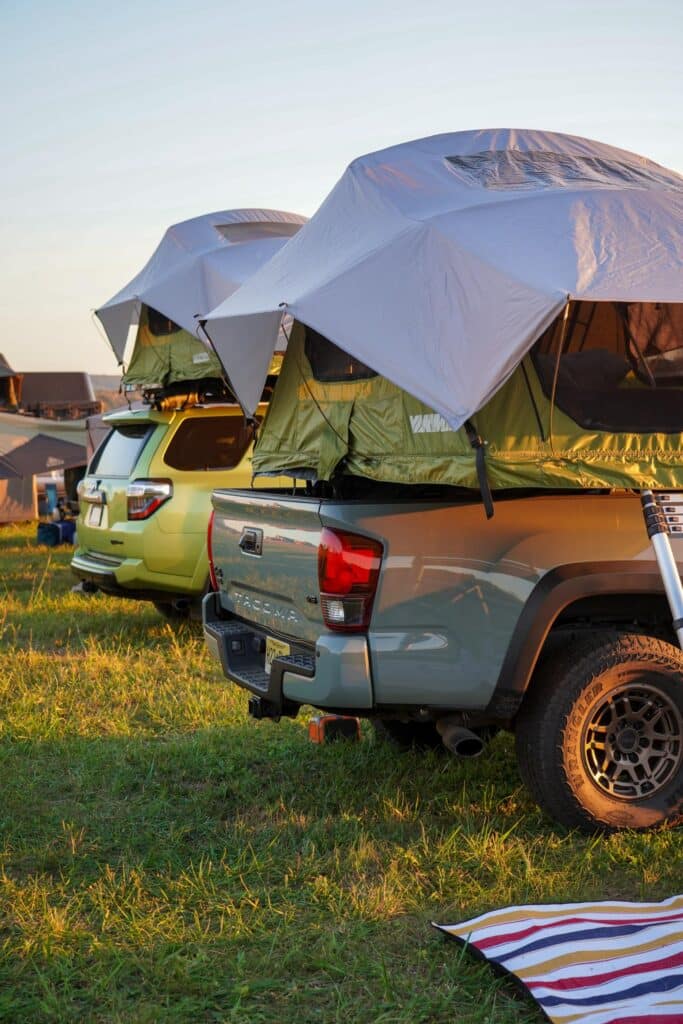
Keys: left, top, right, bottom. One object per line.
{"left": 0, "top": 435, "right": 87, "bottom": 481}
{"left": 96, "top": 209, "right": 308, "bottom": 366}
{"left": 201, "top": 129, "right": 683, "bottom": 428}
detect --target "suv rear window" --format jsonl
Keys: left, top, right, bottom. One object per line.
{"left": 163, "top": 416, "right": 252, "bottom": 471}
{"left": 89, "top": 424, "right": 153, "bottom": 476}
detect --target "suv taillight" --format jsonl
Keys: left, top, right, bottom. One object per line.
{"left": 318, "top": 527, "right": 383, "bottom": 632}
{"left": 207, "top": 508, "right": 218, "bottom": 591}
{"left": 126, "top": 479, "right": 173, "bottom": 520}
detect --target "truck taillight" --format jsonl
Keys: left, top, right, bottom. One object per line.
{"left": 126, "top": 479, "right": 172, "bottom": 520}
{"left": 207, "top": 508, "right": 218, "bottom": 591}
{"left": 318, "top": 527, "right": 383, "bottom": 632}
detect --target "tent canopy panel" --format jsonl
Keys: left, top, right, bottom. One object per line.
{"left": 202, "top": 130, "right": 683, "bottom": 428}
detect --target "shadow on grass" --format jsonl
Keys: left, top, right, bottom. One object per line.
{"left": 0, "top": 726, "right": 532, "bottom": 876}
{"left": 0, "top": 725, "right": 552, "bottom": 1023}
{"left": 1, "top": 725, "right": 678, "bottom": 1023}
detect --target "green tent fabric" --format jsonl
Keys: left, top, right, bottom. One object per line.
{"left": 253, "top": 306, "right": 683, "bottom": 492}
{"left": 123, "top": 305, "right": 224, "bottom": 388}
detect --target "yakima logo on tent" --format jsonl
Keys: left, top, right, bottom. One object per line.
{"left": 409, "top": 413, "right": 454, "bottom": 434}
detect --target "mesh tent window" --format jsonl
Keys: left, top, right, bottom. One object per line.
{"left": 304, "top": 326, "right": 377, "bottom": 383}
{"left": 531, "top": 301, "right": 683, "bottom": 434}
{"left": 146, "top": 306, "right": 181, "bottom": 337}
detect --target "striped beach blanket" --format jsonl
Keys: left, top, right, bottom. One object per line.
{"left": 435, "top": 895, "right": 683, "bottom": 1023}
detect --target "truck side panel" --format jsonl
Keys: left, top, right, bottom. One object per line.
{"left": 209, "top": 488, "right": 672, "bottom": 714}
{"left": 320, "top": 493, "right": 666, "bottom": 709}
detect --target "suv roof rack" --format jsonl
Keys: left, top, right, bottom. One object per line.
{"left": 141, "top": 377, "right": 235, "bottom": 411}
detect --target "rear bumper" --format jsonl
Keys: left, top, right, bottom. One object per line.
{"left": 71, "top": 550, "right": 122, "bottom": 592}
{"left": 202, "top": 592, "right": 374, "bottom": 718}
{"left": 70, "top": 548, "right": 200, "bottom": 604}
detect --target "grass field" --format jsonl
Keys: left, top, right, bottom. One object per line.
{"left": 1, "top": 522, "right": 680, "bottom": 1023}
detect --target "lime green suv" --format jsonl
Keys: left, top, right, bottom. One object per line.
{"left": 71, "top": 401, "right": 277, "bottom": 618}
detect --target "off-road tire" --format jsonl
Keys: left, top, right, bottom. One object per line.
{"left": 372, "top": 719, "right": 444, "bottom": 752}
{"left": 515, "top": 633, "right": 683, "bottom": 832}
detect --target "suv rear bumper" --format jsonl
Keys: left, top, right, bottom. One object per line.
{"left": 71, "top": 548, "right": 200, "bottom": 604}
{"left": 202, "top": 592, "right": 374, "bottom": 717}
{"left": 71, "top": 550, "right": 122, "bottom": 591}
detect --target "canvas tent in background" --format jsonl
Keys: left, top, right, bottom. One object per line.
{"left": 0, "top": 354, "right": 22, "bottom": 410}
{"left": 0, "top": 412, "right": 87, "bottom": 522}
{"left": 96, "top": 209, "right": 307, "bottom": 390}
{"left": 201, "top": 129, "right": 683, "bottom": 493}
{"left": 0, "top": 435, "right": 86, "bottom": 480}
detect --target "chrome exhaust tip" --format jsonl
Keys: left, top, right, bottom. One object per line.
{"left": 436, "top": 720, "right": 486, "bottom": 758}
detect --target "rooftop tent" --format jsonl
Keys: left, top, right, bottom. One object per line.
{"left": 95, "top": 208, "right": 307, "bottom": 388}
{"left": 0, "top": 353, "right": 22, "bottom": 409}
{"left": 20, "top": 371, "right": 99, "bottom": 419}
{"left": 122, "top": 304, "right": 225, "bottom": 388}
{"left": 201, "top": 130, "right": 683, "bottom": 445}
{"left": 252, "top": 304, "right": 683, "bottom": 492}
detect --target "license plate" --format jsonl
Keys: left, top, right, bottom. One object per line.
{"left": 87, "top": 504, "right": 103, "bottom": 527}
{"left": 265, "top": 636, "right": 290, "bottom": 675}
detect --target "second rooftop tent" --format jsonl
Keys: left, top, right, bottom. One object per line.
{"left": 94, "top": 209, "right": 307, "bottom": 391}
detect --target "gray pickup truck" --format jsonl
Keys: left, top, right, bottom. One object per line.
{"left": 203, "top": 485, "right": 683, "bottom": 833}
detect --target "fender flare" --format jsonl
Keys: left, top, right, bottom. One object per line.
{"left": 486, "top": 561, "right": 667, "bottom": 718}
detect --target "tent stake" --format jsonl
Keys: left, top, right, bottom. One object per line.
{"left": 641, "top": 490, "right": 683, "bottom": 651}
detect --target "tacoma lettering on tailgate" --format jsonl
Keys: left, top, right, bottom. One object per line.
{"left": 232, "top": 590, "right": 301, "bottom": 629}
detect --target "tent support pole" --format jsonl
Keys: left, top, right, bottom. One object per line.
{"left": 548, "top": 300, "right": 572, "bottom": 452}
{"left": 641, "top": 490, "right": 683, "bottom": 651}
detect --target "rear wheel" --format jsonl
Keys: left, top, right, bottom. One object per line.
{"left": 515, "top": 633, "right": 683, "bottom": 832}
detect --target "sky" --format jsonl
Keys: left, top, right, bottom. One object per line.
{"left": 1, "top": 0, "right": 681, "bottom": 376}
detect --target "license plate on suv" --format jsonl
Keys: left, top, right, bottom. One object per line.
{"left": 87, "top": 505, "right": 104, "bottom": 527}
{"left": 265, "top": 636, "right": 291, "bottom": 675}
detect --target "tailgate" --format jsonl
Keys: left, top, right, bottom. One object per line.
{"left": 211, "top": 489, "right": 324, "bottom": 644}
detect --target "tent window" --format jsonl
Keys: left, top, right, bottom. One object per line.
{"left": 304, "top": 327, "right": 377, "bottom": 383}
{"left": 146, "top": 306, "right": 181, "bottom": 337}
{"left": 163, "top": 416, "right": 251, "bottom": 471}
{"left": 444, "top": 151, "right": 682, "bottom": 193}
{"left": 532, "top": 301, "right": 683, "bottom": 433}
